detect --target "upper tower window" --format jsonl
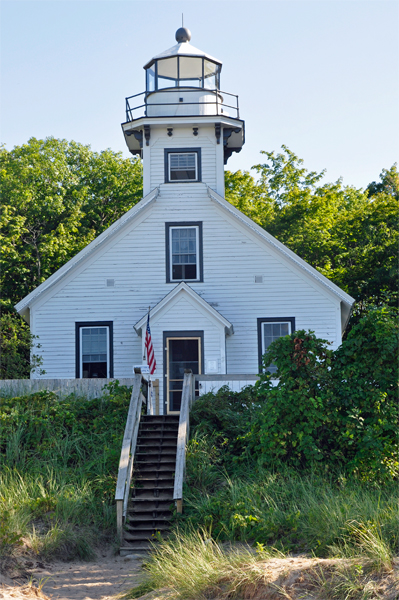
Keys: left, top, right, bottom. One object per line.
{"left": 145, "top": 56, "right": 221, "bottom": 92}
{"left": 164, "top": 148, "right": 201, "bottom": 183}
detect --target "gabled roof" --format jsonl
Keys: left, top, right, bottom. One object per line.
{"left": 15, "top": 182, "right": 354, "bottom": 329}
{"left": 134, "top": 282, "right": 234, "bottom": 335}
{"left": 15, "top": 187, "right": 160, "bottom": 322}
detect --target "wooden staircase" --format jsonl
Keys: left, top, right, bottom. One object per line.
{"left": 115, "top": 370, "right": 192, "bottom": 555}
{"left": 122, "top": 415, "right": 179, "bottom": 552}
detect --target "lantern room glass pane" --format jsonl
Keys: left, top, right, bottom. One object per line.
{"left": 157, "top": 57, "right": 178, "bottom": 89}
{"left": 146, "top": 66, "right": 155, "bottom": 92}
{"left": 157, "top": 57, "right": 178, "bottom": 79}
{"left": 179, "top": 56, "right": 202, "bottom": 85}
{"left": 204, "top": 60, "right": 220, "bottom": 89}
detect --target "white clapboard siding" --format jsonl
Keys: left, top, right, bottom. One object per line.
{"left": 29, "top": 182, "right": 344, "bottom": 414}
{"left": 149, "top": 126, "right": 217, "bottom": 191}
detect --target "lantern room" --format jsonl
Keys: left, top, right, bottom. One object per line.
{"left": 144, "top": 27, "right": 221, "bottom": 92}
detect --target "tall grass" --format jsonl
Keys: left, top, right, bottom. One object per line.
{"left": 0, "top": 385, "right": 132, "bottom": 559}
{"left": 182, "top": 460, "right": 399, "bottom": 557}
{"left": 126, "top": 528, "right": 282, "bottom": 600}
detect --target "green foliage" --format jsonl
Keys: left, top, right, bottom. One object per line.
{"left": 252, "top": 331, "right": 334, "bottom": 466}
{"left": 0, "top": 383, "right": 132, "bottom": 558}
{"left": 0, "top": 307, "right": 45, "bottom": 379}
{"left": 225, "top": 148, "right": 398, "bottom": 307}
{"left": 330, "top": 306, "right": 399, "bottom": 479}
{"left": 0, "top": 137, "right": 142, "bottom": 305}
{"left": 248, "top": 308, "right": 399, "bottom": 479}
{"left": 180, "top": 471, "right": 398, "bottom": 557}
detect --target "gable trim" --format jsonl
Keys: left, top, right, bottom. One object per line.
{"left": 15, "top": 187, "right": 160, "bottom": 315}
{"left": 134, "top": 282, "right": 233, "bottom": 334}
{"left": 206, "top": 186, "right": 354, "bottom": 309}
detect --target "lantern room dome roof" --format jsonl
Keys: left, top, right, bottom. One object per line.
{"left": 143, "top": 30, "right": 221, "bottom": 69}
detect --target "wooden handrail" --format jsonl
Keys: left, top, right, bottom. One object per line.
{"left": 115, "top": 371, "right": 144, "bottom": 544}
{"left": 173, "top": 370, "right": 193, "bottom": 513}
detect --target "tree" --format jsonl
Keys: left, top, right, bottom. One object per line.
{"left": 225, "top": 147, "right": 398, "bottom": 307}
{"left": 0, "top": 138, "right": 142, "bottom": 305}
{"left": 0, "top": 309, "right": 45, "bottom": 379}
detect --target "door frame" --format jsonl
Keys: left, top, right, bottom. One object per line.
{"left": 163, "top": 330, "right": 204, "bottom": 415}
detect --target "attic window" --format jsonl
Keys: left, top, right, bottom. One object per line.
{"left": 164, "top": 148, "right": 201, "bottom": 183}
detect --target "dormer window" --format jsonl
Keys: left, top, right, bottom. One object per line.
{"left": 164, "top": 148, "right": 201, "bottom": 183}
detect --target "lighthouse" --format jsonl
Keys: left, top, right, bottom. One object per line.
{"left": 121, "top": 27, "right": 245, "bottom": 198}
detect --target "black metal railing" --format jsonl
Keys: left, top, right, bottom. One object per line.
{"left": 125, "top": 88, "right": 240, "bottom": 122}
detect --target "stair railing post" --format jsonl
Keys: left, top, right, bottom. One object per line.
{"left": 115, "top": 369, "right": 144, "bottom": 546}
{"left": 173, "top": 369, "right": 192, "bottom": 514}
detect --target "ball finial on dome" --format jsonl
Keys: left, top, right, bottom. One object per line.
{"left": 175, "top": 27, "right": 191, "bottom": 43}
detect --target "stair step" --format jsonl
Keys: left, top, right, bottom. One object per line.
{"left": 127, "top": 512, "right": 171, "bottom": 520}
{"left": 137, "top": 433, "right": 177, "bottom": 444}
{"left": 136, "top": 448, "right": 176, "bottom": 455}
{"left": 124, "top": 532, "right": 167, "bottom": 542}
{"left": 136, "top": 466, "right": 175, "bottom": 473}
{"left": 135, "top": 482, "right": 175, "bottom": 490}
{"left": 136, "top": 475, "right": 175, "bottom": 482}
{"left": 127, "top": 511, "right": 172, "bottom": 520}
{"left": 135, "top": 462, "right": 176, "bottom": 468}
{"left": 132, "top": 492, "right": 173, "bottom": 501}
{"left": 128, "top": 503, "right": 173, "bottom": 513}
{"left": 141, "top": 417, "right": 179, "bottom": 424}
{"left": 120, "top": 543, "right": 152, "bottom": 554}
{"left": 139, "top": 425, "right": 179, "bottom": 431}
{"left": 126, "top": 523, "right": 170, "bottom": 532}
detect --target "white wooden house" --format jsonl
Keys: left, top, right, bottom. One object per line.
{"left": 15, "top": 27, "right": 354, "bottom": 415}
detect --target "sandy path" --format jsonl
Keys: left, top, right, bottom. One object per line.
{"left": 1, "top": 550, "right": 144, "bottom": 600}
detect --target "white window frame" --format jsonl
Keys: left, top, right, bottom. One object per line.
{"left": 168, "top": 152, "right": 198, "bottom": 182}
{"left": 169, "top": 225, "right": 200, "bottom": 282}
{"left": 80, "top": 326, "right": 110, "bottom": 379}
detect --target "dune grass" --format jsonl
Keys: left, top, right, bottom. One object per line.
{"left": 125, "top": 527, "right": 398, "bottom": 600}
{"left": 0, "top": 385, "right": 132, "bottom": 560}
{"left": 181, "top": 465, "right": 399, "bottom": 558}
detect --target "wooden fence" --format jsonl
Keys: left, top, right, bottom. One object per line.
{"left": 0, "top": 378, "right": 136, "bottom": 399}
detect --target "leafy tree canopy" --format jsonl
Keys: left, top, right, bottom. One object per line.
{"left": 225, "top": 148, "right": 398, "bottom": 307}
{"left": 0, "top": 137, "right": 142, "bottom": 305}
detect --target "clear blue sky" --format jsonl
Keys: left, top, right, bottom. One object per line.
{"left": 1, "top": 0, "right": 398, "bottom": 188}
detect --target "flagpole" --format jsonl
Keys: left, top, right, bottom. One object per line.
{"left": 147, "top": 306, "right": 152, "bottom": 415}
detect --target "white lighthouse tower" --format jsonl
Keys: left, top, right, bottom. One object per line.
{"left": 121, "top": 27, "right": 245, "bottom": 197}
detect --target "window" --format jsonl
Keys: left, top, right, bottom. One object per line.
{"left": 75, "top": 321, "right": 113, "bottom": 378}
{"left": 145, "top": 57, "right": 221, "bottom": 92}
{"left": 257, "top": 317, "right": 295, "bottom": 374}
{"left": 165, "top": 222, "right": 203, "bottom": 283}
{"left": 164, "top": 148, "right": 201, "bottom": 183}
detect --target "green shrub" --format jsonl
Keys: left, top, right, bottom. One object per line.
{"left": 237, "top": 307, "right": 399, "bottom": 479}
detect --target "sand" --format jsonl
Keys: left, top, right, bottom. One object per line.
{"left": 0, "top": 549, "right": 144, "bottom": 600}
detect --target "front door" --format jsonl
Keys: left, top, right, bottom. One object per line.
{"left": 165, "top": 336, "right": 201, "bottom": 414}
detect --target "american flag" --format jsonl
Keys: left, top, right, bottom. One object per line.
{"left": 145, "top": 312, "right": 156, "bottom": 374}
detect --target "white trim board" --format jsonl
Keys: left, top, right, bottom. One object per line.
{"left": 134, "top": 282, "right": 233, "bottom": 335}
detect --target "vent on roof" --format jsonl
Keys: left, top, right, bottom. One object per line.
{"left": 254, "top": 275, "right": 263, "bottom": 283}
{"left": 106, "top": 279, "right": 115, "bottom": 287}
